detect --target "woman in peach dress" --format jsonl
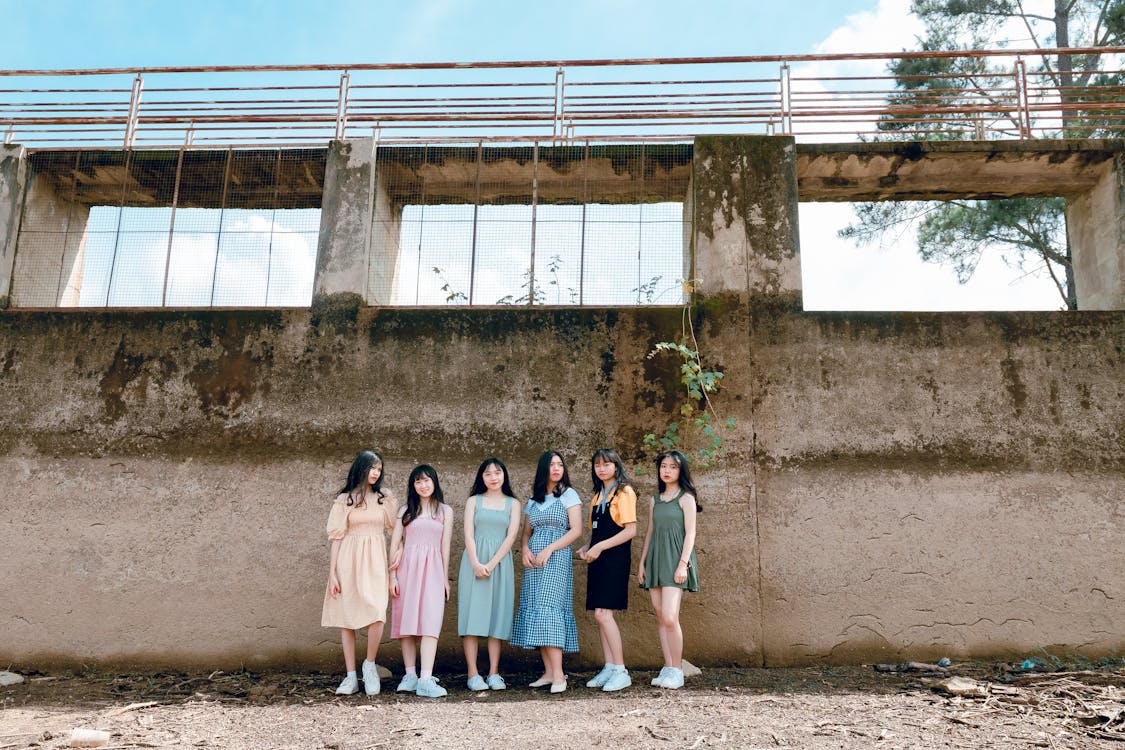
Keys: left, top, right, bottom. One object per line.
{"left": 322, "top": 450, "right": 396, "bottom": 696}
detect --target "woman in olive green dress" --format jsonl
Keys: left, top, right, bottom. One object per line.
{"left": 636, "top": 450, "right": 700, "bottom": 690}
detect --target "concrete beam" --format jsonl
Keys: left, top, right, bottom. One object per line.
{"left": 797, "top": 139, "right": 1121, "bottom": 201}
{"left": 0, "top": 144, "right": 28, "bottom": 308}
{"left": 692, "top": 136, "right": 801, "bottom": 300}
{"left": 1067, "top": 156, "right": 1125, "bottom": 310}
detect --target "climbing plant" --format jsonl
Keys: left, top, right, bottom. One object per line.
{"left": 641, "top": 288, "right": 735, "bottom": 470}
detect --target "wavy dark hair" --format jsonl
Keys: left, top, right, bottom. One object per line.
{"left": 339, "top": 450, "right": 386, "bottom": 507}
{"left": 531, "top": 450, "right": 571, "bottom": 504}
{"left": 470, "top": 457, "right": 515, "bottom": 498}
{"left": 655, "top": 449, "right": 702, "bottom": 512}
{"left": 590, "top": 448, "right": 632, "bottom": 496}
{"left": 403, "top": 464, "right": 444, "bottom": 527}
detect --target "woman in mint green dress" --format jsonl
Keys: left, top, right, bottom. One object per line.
{"left": 637, "top": 450, "right": 700, "bottom": 690}
{"left": 457, "top": 458, "right": 521, "bottom": 691}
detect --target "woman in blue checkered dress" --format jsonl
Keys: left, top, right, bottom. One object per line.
{"left": 511, "top": 451, "right": 583, "bottom": 693}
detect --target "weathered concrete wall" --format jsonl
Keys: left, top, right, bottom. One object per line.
{"left": 0, "top": 144, "right": 27, "bottom": 308}
{"left": 0, "top": 304, "right": 1121, "bottom": 669}
{"left": 0, "top": 137, "right": 1123, "bottom": 671}
{"left": 10, "top": 169, "right": 90, "bottom": 307}
{"left": 1067, "top": 155, "right": 1125, "bottom": 310}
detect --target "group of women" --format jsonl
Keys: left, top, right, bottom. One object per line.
{"left": 320, "top": 448, "right": 700, "bottom": 697}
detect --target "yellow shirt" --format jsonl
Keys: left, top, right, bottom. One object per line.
{"left": 588, "top": 485, "right": 637, "bottom": 529}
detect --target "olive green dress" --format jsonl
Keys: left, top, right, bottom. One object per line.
{"left": 641, "top": 489, "right": 700, "bottom": 591}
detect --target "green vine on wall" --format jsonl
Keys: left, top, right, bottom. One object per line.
{"left": 641, "top": 294, "right": 735, "bottom": 470}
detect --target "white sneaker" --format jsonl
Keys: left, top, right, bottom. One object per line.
{"left": 361, "top": 661, "right": 380, "bottom": 696}
{"left": 335, "top": 674, "right": 359, "bottom": 695}
{"left": 602, "top": 668, "right": 631, "bottom": 692}
{"left": 396, "top": 673, "right": 418, "bottom": 693}
{"left": 416, "top": 676, "right": 448, "bottom": 698}
{"left": 586, "top": 665, "right": 614, "bottom": 688}
{"left": 466, "top": 674, "right": 488, "bottom": 691}
{"left": 660, "top": 667, "right": 685, "bottom": 689}
{"left": 651, "top": 666, "right": 673, "bottom": 686}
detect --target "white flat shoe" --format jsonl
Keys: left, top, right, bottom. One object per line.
{"left": 550, "top": 680, "right": 567, "bottom": 694}
{"left": 529, "top": 676, "right": 552, "bottom": 688}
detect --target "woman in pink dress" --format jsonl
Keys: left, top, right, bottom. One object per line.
{"left": 389, "top": 464, "right": 453, "bottom": 698}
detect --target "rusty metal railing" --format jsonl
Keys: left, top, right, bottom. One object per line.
{"left": 3, "top": 47, "right": 1125, "bottom": 149}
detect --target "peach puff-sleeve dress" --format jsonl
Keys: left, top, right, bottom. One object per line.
{"left": 321, "top": 493, "right": 396, "bottom": 629}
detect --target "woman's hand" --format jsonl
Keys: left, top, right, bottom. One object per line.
{"left": 474, "top": 561, "right": 490, "bottom": 579}
{"left": 674, "top": 561, "right": 689, "bottom": 585}
{"left": 389, "top": 547, "right": 402, "bottom": 571}
{"left": 521, "top": 546, "right": 535, "bottom": 568}
{"left": 582, "top": 545, "right": 601, "bottom": 563}
{"left": 533, "top": 546, "right": 553, "bottom": 568}
{"left": 390, "top": 577, "right": 400, "bottom": 598}
{"left": 636, "top": 566, "right": 646, "bottom": 585}
{"left": 327, "top": 572, "right": 341, "bottom": 598}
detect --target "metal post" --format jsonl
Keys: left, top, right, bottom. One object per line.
{"left": 468, "top": 140, "right": 482, "bottom": 305}
{"left": 1014, "top": 57, "right": 1032, "bottom": 138}
{"left": 160, "top": 146, "right": 187, "bottom": 306}
{"left": 209, "top": 148, "right": 233, "bottom": 307}
{"left": 335, "top": 71, "right": 351, "bottom": 140}
{"left": 528, "top": 141, "right": 538, "bottom": 305}
{"left": 553, "top": 67, "right": 565, "bottom": 144}
{"left": 579, "top": 139, "right": 589, "bottom": 306}
{"left": 779, "top": 63, "right": 792, "bottom": 135}
{"left": 124, "top": 73, "right": 144, "bottom": 148}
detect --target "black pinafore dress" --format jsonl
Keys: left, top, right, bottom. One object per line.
{"left": 585, "top": 487, "right": 632, "bottom": 611}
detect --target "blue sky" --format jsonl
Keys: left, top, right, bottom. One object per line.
{"left": 0, "top": 0, "right": 1066, "bottom": 310}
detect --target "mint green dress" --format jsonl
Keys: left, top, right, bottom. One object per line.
{"left": 641, "top": 490, "right": 700, "bottom": 591}
{"left": 457, "top": 495, "right": 516, "bottom": 639}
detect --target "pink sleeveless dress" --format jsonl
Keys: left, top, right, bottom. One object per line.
{"left": 391, "top": 509, "right": 446, "bottom": 639}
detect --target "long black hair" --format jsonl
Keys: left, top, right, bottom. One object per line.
{"left": 469, "top": 457, "right": 515, "bottom": 497}
{"left": 339, "top": 450, "right": 386, "bottom": 507}
{"left": 403, "top": 464, "right": 444, "bottom": 526}
{"left": 655, "top": 449, "right": 702, "bottom": 512}
{"left": 590, "top": 448, "right": 632, "bottom": 495}
{"left": 531, "top": 450, "right": 571, "bottom": 504}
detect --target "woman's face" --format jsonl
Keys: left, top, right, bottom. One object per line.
{"left": 367, "top": 462, "right": 382, "bottom": 487}
{"left": 658, "top": 457, "right": 680, "bottom": 485}
{"left": 593, "top": 458, "right": 617, "bottom": 484}
{"left": 482, "top": 463, "right": 505, "bottom": 491}
{"left": 413, "top": 473, "right": 435, "bottom": 499}
{"left": 548, "top": 455, "right": 565, "bottom": 484}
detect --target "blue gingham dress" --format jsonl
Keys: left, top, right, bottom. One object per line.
{"left": 510, "top": 491, "right": 580, "bottom": 652}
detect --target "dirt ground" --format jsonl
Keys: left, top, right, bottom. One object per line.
{"left": 1, "top": 664, "right": 1122, "bottom": 750}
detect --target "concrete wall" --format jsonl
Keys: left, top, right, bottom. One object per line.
{"left": 0, "top": 137, "right": 1122, "bottom": 670}
{"left": 0, "top": 144, "right": 27, "bottom": 308}
{"left": 1067, "top": 155, "right": 1125, "bottom": 310}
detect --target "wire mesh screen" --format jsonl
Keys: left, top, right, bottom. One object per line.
{"left": 373, "top": 140, "right": 692, "bottom": 306}
{"left": 11, "top": 148, "right": 323, "bottom": 307}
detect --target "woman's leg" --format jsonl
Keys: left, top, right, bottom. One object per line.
{"left": 593, "top": 608, "right": 624, "bottom": 665}
{"left": 419, "top": 636, "right": 438, "bottom": 679}
{"left": 462, "top": 635, "right": 480, "bottom": 678}
{"left": 658, "top": 587, "right": 685, "bottom": 668}
{"left": 649, "top": 588, "right": 672, "bottom": 666}
{"left": 340, "top": 628, "right": 357, "bottom": 672}
{"left": 364, "top": 621, "right": 384, "bottom": 663}
{"left": 543, "top": 645, "right": 564, "bottom": 683}
{"left": 400, "top": 636, "right": 418, "bottom": 674}
{"left": 486, "top": 637, "right": 502, "bottom": 676}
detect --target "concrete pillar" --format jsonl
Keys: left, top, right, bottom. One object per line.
{"left": 0, "top": 144, "right": 28, "bottom": 308}
{"left": 691, "top": 136, "right": 801, "bottom": 302}
{"left": 313, "top": 139, "right": 401, "bottom": 306}
{"left": 1067, "top": 155, "right": 1125, "bottom": 310}
{"left": 10, "top": 167, "right": 90, "bottom": 307}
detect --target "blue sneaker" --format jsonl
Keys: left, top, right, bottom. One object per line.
{"left": 586, "top": 665, "right": 614, "bottom": 688}
{"left": 661, "top": 668, "right": 685, "bottom": 689}
{"left": 651, "top": 666, "right": 673, "bottom": 687}
{"left": 396, "top": 673, "right": 418, "bottom": 693}
{"left": 485, "top": 674, "right": 506, "bottom": 690}
{"left": 416, "top": 676, "right": 447, "bottom": 698}
{"left": 466, "top": 674, "right": 488, "bottom": 691}
{"left": 602, "top": 668, "right": 631, "bottom": 692}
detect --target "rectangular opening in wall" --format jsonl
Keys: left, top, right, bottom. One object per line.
{"left": 798, "top": 200, "right": 1071, "bottom": 311}
{"left": 371, "top": 142, "right": 692, "bottom": 306}
{"left": 11, "top": 148, "right": 324, "bottom": 308}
